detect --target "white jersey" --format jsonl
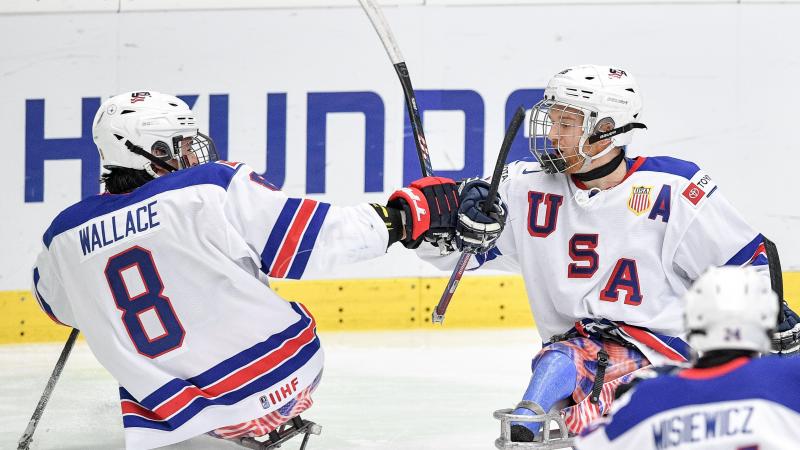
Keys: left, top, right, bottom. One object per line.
{"left": 575, "top": 356, "right": 800, "bottom": 450}
{"left": 420, "top": 156, "right": 768, "bottom": 363}
{"left": 32, "top": 161, "right": 388, "bottom": 449}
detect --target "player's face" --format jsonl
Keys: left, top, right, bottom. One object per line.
{"left": 151, "top": 136, "right": 198, "bottom": 175}
{"left": 546, "top": 106, "right": 586, "bottom": 174}
{"left": 178, "top": 136, "right": 200, "bottom": 167}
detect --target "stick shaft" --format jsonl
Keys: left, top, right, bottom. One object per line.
{"left": 17, "top": 328, "right": 80, "bottom": 450}
{"left": 358, "top": 0, "right": 433, "bottom": 177}
{"left": 432, "top": 107, "right": 526, "bottom": 323}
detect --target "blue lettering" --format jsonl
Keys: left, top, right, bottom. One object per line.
{"left": 652, "top": 421, "right": 667, "bottom": 450}
{"left": 100, "top": 220, "right": 113, "bottom": 246}
{"left": 505, "top": 89, "right": 545, "bottom": 163}
{"left": 147, "top": 201, "right": 159, "bottom": 228}
{"left": 91, "top": 224, "right": 102, "bottom": 252}
{"left": 306, "top": 91, "right": 385, "bottom": 194}
{"left": 724, "top": 408, "right": 737, "bottom": 435}
{"left": 25, "top": 97, "right": 101, "bottom": 202}
{"left": 741, "top": 406, "right": 754, "bottom": 434}
{"left": 26, "top": 89, "right": 551, "bottom": 199}
{"left": 178, "top": 94, "right": 229, "bottom": 160}
{"left": 686, "top": 413, "right": 699, "bottom": 443}
{"left": 264, "top": 93, "right": 287, "bottom": 189}
{"left": 403, "top": 90, "right": 484, "bottom": 185}
{"left": 648, "top": 184, "right": 671, "bottom": 222}
{"left": 111, "top": 216, "right": 124, "bottom": 241}
{"left": 210, "top": 94, "right": 229, "bottom": 161}
{"left": 527, "top": 191, "right": 563, "bottom": 237}
{"left": 79, "top": 227, "right": 91, "bottom": 256}
{"left": 669, "top": 416, "right": 681, "bottom": 447}
{"left": 704, "top": 411, "right": 718, "bottom": 438}
{"left": 125, "top": 211, "right": 136, "bottom": 237}
{"left": 600, "top": 258, "right": 644, "bottom": 305}
{"left": 136, "top": 206, "right": 149, "bottom": 232}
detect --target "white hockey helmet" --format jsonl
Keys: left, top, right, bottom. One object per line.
{"left": 529, "top": 65, "right": 646, "bottom": 174}
{"left": 685, "top": 266, "right": 779, "bottom": 355}
{"left": 92, "top": 91, "right": 218, "bottom": 176}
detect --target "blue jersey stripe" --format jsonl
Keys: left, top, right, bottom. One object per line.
{"left": 650, "top": 331, "right": 691, "bottom": 360}
{"left": 121, "top": 337, "right": 321, "bottom": 431}
{"left": 132, "top": 303, "right": 311, "bottom": 409}
{"left": 260, "top": 198, "right": 302, "bottom": 275}
{"left": 605, "top": 357, "right": 800, "bottom": 441}
{"left": 725, "top": 233, "right": 764, "bottom": 266}
{"left": 32, "top": 267, "right": 61, "bottom": 323}
{"left": 43, "top": 163, "right": 243, "bottom": 248}
{"left": 286, "top": 203, "right": 331, "bottom": 279}
{"left": 636, "top": 156, "right": 700, "bottom": 180}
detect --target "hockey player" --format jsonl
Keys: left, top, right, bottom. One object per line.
{"left": 416, "top": 65, "right": 800, "bottom": 445}
{"left": 31, "top": 91, "right": 503, "bottom": 449}
{"left": 575, "top": 266, "right": 800, "bottom": 450}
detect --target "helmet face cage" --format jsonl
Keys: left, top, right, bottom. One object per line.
{"left": 148, "top": 131, "right": 218, "bottom": 171}
{"left": 190, "top": 132, "right": 219, "bottom": 166}
{"left": 529, "top": 98, "right": 596, "bottom": 174}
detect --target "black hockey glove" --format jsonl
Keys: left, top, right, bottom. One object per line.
{"left": 771, "top": 301, "right": 800, "bottom": 357}
{"left": 387, "top": 177, "right": 460, "bottom": 249}
{"left": 455, "top": 178, "right": 507, "bottom": 254}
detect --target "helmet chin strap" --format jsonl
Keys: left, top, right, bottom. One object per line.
{"left": 573, "top": 149, "right": 626, "bottom": 182}
{"left": 576, "top": 121, "right": 647, "bottom": 173}
{"left": 124, "top": 140, "right": 177, "bottom": 175}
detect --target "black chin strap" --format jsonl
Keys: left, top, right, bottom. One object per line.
{"left": 124, "top": 141, "right": 177, "bottom": 173}
{"left": 573, "top": 149, "right": 626, "bottom": 182}
{"left": 587, "top": 122, "right": 647, "bottom": 144}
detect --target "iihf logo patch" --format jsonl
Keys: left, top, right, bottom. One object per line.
{"left": 627, "top": 185, "right": 653, "bottom": 216}
{"left": 259, "top": 395, "right": 270, "bottom": 409}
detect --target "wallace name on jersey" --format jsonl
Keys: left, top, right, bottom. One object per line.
{"left": 78, "top": 200, "right": 160, "bottom": 257}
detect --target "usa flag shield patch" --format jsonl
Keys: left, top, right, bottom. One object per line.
{"left": 627, "top": 185, "right": 653, "bottom": 215}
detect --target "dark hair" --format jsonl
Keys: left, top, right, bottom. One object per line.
{"left": 101, "top": 167, "right": 155, "bottom": 194}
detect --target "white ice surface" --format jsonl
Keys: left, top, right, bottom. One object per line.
{"left": 1, "top": 329, "right": 543, "bottom": 450}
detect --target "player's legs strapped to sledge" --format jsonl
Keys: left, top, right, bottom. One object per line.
{"left": 510, "top": 351, "right": 576, "bottom": 441}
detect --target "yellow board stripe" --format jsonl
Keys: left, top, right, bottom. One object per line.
{"left": 3, "top": 272, "right": 799, "bottom": 345}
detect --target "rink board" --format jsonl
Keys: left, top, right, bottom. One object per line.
{"left": 2, "top": 272, "right": 799, "bottom": 344}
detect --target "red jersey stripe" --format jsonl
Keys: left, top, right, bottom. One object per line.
{"left": 618, "top": 324, "right": 686, "bottom": 362}
{"left": 270, "top": 200, "right": 317, "bottom": 278}
{"left": 121, "top": 315, "right": 317, "bottom": 420}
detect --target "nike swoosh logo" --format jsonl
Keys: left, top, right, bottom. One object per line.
{"left": 522, "top": 169, "right": 542, "bottom": 174}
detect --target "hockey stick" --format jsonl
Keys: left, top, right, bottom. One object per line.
{"left": 357, "top": 0, "right": 433, "bottom": 177}
{"left": 432, "top": 106, "right": 526, "bottom": 324}
{"left": 17, "top": 328, "right": 80, "bottom": 450}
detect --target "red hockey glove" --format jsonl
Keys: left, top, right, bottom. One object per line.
{"left": 387, "top": 177, "right": 460, "bottom": 249}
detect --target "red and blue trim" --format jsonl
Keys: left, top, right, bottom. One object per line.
{"left": 725, "top": 233, "right": 768, "bottom": 267}
{"left": 43, "top": 162, "right": 245, "bottom": 248}
{"left": 616, "top": 323, "right": 688, "bottom": 362}
{"left": 571, "top": 319, "right": 689, "bottom": 362}
{"left": 603, "top": 356, "right": 800, "bottom": 441}
{"left": 260, "top": 199, "right": 330, "bottom": 279}
{"left": 635, "top": 156, "right": 700, "bottom": 180}
{"left": 119, "top": 302, "right": 319, "bottom": 431}
{"left": 32, "top": 267, "right": 66, "bottom": 326}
